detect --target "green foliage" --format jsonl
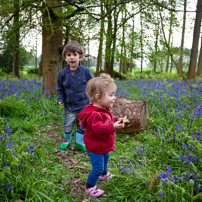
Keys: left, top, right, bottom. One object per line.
{"left": 0, "top": 97, "right": 28, "bottom": 118}
{"left": 0, "top": 43, "right": 34, "bottom": 74}
{"left": 26, "top": 66, "right": 39, "bottom": 74}
{"left": 1, "top": 73, "right": 202, "bottom": 201}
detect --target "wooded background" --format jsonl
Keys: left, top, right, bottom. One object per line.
{"left": 0, "top": 0, "right": 202, "bottom": 93}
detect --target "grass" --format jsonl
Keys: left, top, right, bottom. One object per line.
{"left": 0, "top": 69, "right": 202, "bottom": 201}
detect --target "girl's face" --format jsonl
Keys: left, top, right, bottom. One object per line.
{"left": 65, "top": 51, "right": 83, "bottom": 70}
{"left": 94, "top": 84, "right": 116, "bottom": 108}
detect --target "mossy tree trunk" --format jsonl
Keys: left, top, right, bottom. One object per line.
{"left": 41, "top": 0, "right": 63, "bottom": 94}
{"left": 12, "top": 0, "right": 20, "bottom": 78}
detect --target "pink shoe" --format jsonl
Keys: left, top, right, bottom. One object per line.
{"left": 85, "top": 186, "right": 104, "bottom": 197}
{"left": 99, "top": 172, "right": 115, "bottom": 181}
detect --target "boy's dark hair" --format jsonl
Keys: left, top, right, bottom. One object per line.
{"left": 62, "top": 41, "right": 84, "bottom": 58}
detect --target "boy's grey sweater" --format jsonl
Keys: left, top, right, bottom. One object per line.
{"left": 57, "top": 64, "right": 94, "bottom": 111}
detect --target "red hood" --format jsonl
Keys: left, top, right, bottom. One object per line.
{"left": 78, "top": 104, "right": 111, "bottom": 129}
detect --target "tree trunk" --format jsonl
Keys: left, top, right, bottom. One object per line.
{"left": 196, "top": 35, "right": 202, "bottom": 76}
{"left": 119, "top": 10, "right": 124, "bottom": 74}
{"left": 119, "top": 59, "right": 122, "bottom": 74}
{"left": 170, "top": 37, "right": 173, "bottom": 72}
{"left": 38, "top": 60, "right": 43, "bottom": 78}
{"left": 187, "top": 0, "right": 202, "bottom": 80}
{"left": 96, "top": 0, "right": 104, "bottom": 72}
{"left": 41, "top": 0, "right": 63, "bottom": 93}
{"left": 111, "top": 96, "right": 150, "bottom": 134}
{"left": 12, "top": 0, "right": 20, "bottom": 78}
{"left": 154, "top": 14, "right": 159, "bottom": 72}
{"left": 165, "top": 0, "right": 174, "bottom": 73}
{"left": 130, "top": 15, "right": 135, "bottom": 73}
{"left": 130, "top": 55, "right": 133, "bottom": 73}
{"left": 178, "top": 0, "right": 187, "bottom": 74}
{"left": 140, "top": 10, "right": 143, "bottom": 74}
{"left": 104, "top": 1, "right": 113, "bottom": 76}
{"left": 109, "top": 0, "right": 118, "bottom": 74}
{"left": 88, "top": 28, "right": 90, "bottom": 68}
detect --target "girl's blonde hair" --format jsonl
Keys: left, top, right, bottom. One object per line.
{"left": 86, "top": 73, "right": 116, "bottom": 103}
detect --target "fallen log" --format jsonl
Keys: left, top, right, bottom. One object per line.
{"left": 111, "top": 96, "right": 150, "bottom": 135}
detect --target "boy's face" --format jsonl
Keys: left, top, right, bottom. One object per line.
{"left": 65, "top": 51, "right": 83, "bottom": 70}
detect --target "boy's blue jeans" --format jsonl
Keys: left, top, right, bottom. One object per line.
{"left": 86, "top": 151, "right": 110, "bottom": 186}
{"left": 63, "top": 106, "right": 85, "bottom": 134}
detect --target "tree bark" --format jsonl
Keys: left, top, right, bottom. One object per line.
{"left": 140, "top": 10, "right": 143, "bottom": 74}
{"left": 111, "top": 96, "right": 150, "bottom": 135}
{"left": 196, "top": 35, "right": 202, "bottom": 76}
{"left": 119, "top": 10, "right": 124, "bottom": 74}
{"left": 38, "top": 60, "right": 43, "bottom": 78}
{"left": 109, "top": 0, "right": 118, "bottom": 74}
{"left": 41, "top": 0, "right": 63, "bottom": 93}
{"left": 130, "top": 15, "right": 135, "bottom": 73}
{"left": 96, "top": 0, "right": 104, "bottom": 72}
{"left": 178, "top": 0, "right": 187, "bottom": 74}
{"left": 154, "top": 14, "right": 159, "bottom": 72}
{"left": 104, "top": 1, "right": 113, "bottom": 76}
{"left": 187, "top": 0, "right": 202, "bottom": 80}
{"left": 12, "top": 0, "right": 20, "bottom": 78}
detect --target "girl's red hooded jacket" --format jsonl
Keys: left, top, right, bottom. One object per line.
{"left": 78, "top": 104, "right": 119, "bottom": 154}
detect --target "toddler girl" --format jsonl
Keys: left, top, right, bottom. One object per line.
{"left": 78, "top": 73, "right": 125, "bottom": 197}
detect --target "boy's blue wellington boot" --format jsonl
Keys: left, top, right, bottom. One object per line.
{"left": 59, "top": 132, "right": 72, "bottom": 150}
{"left": 74, "top": 130, "right": 86, "bottom": 152}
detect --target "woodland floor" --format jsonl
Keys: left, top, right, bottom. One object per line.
{"left": 39, "top": 124, "right": 108, "bottom": 202}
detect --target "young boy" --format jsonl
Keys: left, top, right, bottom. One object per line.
{"left": 57, "top": 41, "right": 94, "bottom": 152}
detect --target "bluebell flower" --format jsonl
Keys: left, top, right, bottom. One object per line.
{"left": 171, "top": 174, "right": 178, "bottom": 183}
{"left": 0, "top": 135, "right": 5, "bottom": 141}
{"left": 158, "top": 172, "right": 168, "bottom": 183}
{"left": 188, "top": 144, "right": 194, "bottom": 152}
{"left": 183, "top": 156, "right": 188, "bottom": 163}
{"left": 9, "top": 140, "right": 14, "bottom": 146}
{"left": 182, "top": 143, "right": 187, "bottom": 149}
{"left": 167, "top": 166, "right": 172, "bottom": 174}
{"left": 3, "top": 142, "right": 10, "bottom": 148}
{"left": 120, "top": 168, "right": 130, "bottom": 174}
{"left": 191, "top": 132, "right": 195, "bottom": 137}
{"left": 3, "top": 162, "right": 7, "bottom": 168}
{"left": 179, "top": 153, "right": 184, "bottom": 160}
{"left": 7, "top": 184, "right": 13, "bottom": 190}
{"left": 176, "top": 109, "right": 181, "bottom": 113}
{"left": 183, "top": 172, "right": 189, "bottom": 181}
{"left": 27, "top": 145, "right": 36, "bottom": 153}
{"left": 159, "top": 190, "right": 165, "bottom": 198}
{"left": 196, "top": 154, "right": 200, "bottom": 163}
{"left": 193, "top": 174, "right": 199, "bottom": 182}
{"left": 150, "top": 192, "right": 153, "bottom": 200}
{"left": 134, "top": 145, "right": 144, "bottom": 155}
{"left": 173, "top": 133, "right": 176, "bottom": 139}
{"left": 18, "top": 133, "right": 22, "bottom": 140}
{"left": 120, "top": 157, "right": 126, "bottom": 160}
